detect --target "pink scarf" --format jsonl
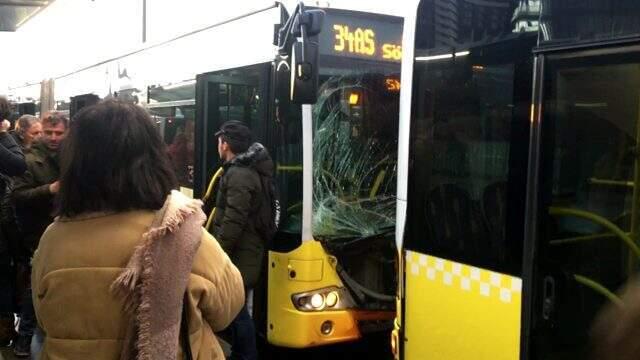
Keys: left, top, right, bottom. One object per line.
{"left": 111, "top": 190, "right": 205, "bottom": 360}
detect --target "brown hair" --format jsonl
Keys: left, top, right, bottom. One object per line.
{"left": 42, "top": 111, "right": 69, "bottom": 129}
{"left": 57, "top": 99, "right": 177, "bottom": 216}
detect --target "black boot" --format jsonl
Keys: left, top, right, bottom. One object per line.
{"left": 13, "top": 334, "right": 31, "bottom": 358}
{"left": 0, "top": 313, "right": 16, "bottom": 347}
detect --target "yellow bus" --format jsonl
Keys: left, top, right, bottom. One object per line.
{"left": 7, "top": 2, "right": 407, "bottom": 349}
{"left": 393, "top": 0, "right": 640, "bottom": 358}
{"left": 194, "top": 5, "right": 405, "bottom": 348}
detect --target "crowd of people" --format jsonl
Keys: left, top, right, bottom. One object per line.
{"left": 0, "top": 96, "right": 270, "bottom": 360}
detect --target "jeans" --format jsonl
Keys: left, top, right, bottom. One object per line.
{"left": 18, "top": 280, "right": 35, "bottom": 338}
{"left": 229, "top": 300, "right": 257, "bottom": 360}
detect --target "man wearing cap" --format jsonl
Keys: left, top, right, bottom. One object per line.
{"left": 209, "top": 120, "right": 274, "bottom": 360}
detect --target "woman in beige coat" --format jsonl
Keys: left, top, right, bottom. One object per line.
{"left": 31, "top": 99, "right": 244, "bottom": 360}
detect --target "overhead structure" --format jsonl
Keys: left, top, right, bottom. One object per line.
{"left": 0, "top": 0, "right": 52, "bottom": 31}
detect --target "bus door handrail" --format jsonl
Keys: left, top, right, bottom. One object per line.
{"left": 588, "top": 177, "right": 635, "bottom": 188}
{"left": 548, "top": 206, "right": 640, "bottom": 259}
{"left": 550, "top": 232, "right": 630, "bottom": 245}
{"left": 573, "top": 274, "right": 623, "bottom": 307}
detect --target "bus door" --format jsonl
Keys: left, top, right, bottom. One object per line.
{"left": 193, "top": 61, "right": 272, "bottom": 334}
{"left": 194, "top": 63, "right": 272, "bottom": 199}
{"left": 402, "top": 0, "right": 535, "bottom": 358}
{"left": 525, "top": 46, "right": 640, "bottom": 359}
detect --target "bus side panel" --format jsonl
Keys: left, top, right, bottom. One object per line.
{"left": 404, "top": 250, "right": 521, "bottom": 359}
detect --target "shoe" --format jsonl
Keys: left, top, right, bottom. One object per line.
{"left": 13, "top": 334, "right": 31, "bottom": 358}
{"left": 0, "top": 314, "right": 17, "bottom": 347}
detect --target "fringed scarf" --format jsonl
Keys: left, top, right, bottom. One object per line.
{"left": 111, "top": 190, "right": 206, "bottom": 360}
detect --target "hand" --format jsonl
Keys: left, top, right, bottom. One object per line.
{"left": 0, "top": 120, "right": 10, "bottom": 133}
{"left": 49, "top": 181, "right": 60, "bottom": 194}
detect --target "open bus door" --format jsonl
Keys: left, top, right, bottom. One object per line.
{"left": 194, "top": 62, "right": 272, "bottom": 335}
{"left": 398, "top": 0, "right": 534, "bottom": 358}
{"left": 523, "top": 45, "right": 640, "bottom": 360}
{"left": 194, "top": 63, "right": 271, "bottom": 199}
{"left": 398, "top": 0, "right": 640, "bottom": 359}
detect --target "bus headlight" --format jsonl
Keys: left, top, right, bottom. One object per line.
{"left": 325, "top": 291, "right": 339, "bottom": 307}
{"left": 310, "top": 293, "right": 325, "bottom": 309}
{"left": 292, "top": 287, "right": 354, "bottom": 312}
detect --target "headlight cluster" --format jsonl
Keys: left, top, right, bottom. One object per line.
{"left": 291, "top": 286, "right": 353, "bottom": 312}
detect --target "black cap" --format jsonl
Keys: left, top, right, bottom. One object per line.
{"left": 216, "top": 120, "right": 252, "bottom": 154}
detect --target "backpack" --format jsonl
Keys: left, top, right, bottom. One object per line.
{"left": 255, "top": 172, "right": 281, "bottom": 246}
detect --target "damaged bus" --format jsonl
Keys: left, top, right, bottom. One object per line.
{"left": 8, "top": 2, "right": 407, "bottom": 349}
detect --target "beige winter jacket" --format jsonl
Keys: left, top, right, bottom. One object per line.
{"left": 31, "top": 209, "right": 244, "bottom": 360}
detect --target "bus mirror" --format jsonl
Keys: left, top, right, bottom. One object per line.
{"left": 275, "top": 4, "right": 324, "bottom": 104}
{"left": 290, "top": 39, "right": 319, "bottom": 104}
{"left": 275, "top": 60, "right": 291, "bottom": 104}
{"left": 292, "top": 9, "right": 324, "bottom": 37}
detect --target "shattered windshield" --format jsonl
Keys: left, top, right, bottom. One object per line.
{"left": 312, "top": 69, "right": 400, "bottom": 240}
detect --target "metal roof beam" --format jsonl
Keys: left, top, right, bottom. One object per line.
{"left": 0, "top": 1, "right": 48, "bottom": 7}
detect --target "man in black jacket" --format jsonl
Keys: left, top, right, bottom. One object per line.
{"left": 210, "top": 120, "right": 273, "bottom": 360}
{"left": 11, "top": 111, "right": 67, "bottom": 357}
{"left": 0, "top": 96, "right": 26, "bottom": 348}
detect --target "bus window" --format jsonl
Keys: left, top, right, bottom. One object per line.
{"left": 194, "top": 64, "right": 268, "bottom": 200}
{"left": 406, "top": 15, "right": 535, "bottom": 275}
{"left": 539, "top": 0, "right": 640, "bottom": 46}
{"left": 218, "top": 83, "right": 260, "bottom": 124}
{"left": 148, "top": 81, "right": 197, "bottom": 190}
{"left": 535, "top": 50, "right": 640, "bottom": 358}
{"left": 312, "top": 73, "right": 399, "bottom": 239}
{"left": 273, "top": 98, "right": 303, "bottom": 239}
{"left": 149, "top": 105, "right": 195, "bottom": 189}
{"left": 312, "top": 61, "right": 401, "bottom": 302}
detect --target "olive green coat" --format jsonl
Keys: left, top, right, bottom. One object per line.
{"left": 12, "top": 141, "right": 59, "bottom": 255}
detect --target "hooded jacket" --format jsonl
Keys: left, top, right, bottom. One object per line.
{"left": 211, "top": 143, "right": 274, "bottom": 289}
{"left": 31, "top": 191, "right": 244, "bottom": 360}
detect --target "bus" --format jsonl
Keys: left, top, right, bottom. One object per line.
{"left": 393, "top": 0, "right": 640, "bottom": 359}
{"left": 194, "top": 4, "right": 404, "bottom": 348}
{"left": 8, "top": 2, "right": 406, "bottom": 349}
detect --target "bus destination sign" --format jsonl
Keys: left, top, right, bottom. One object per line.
{"left": 318, "top": 11, "right": 403, "bottom": 62}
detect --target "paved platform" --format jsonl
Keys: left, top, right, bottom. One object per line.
{"left": 0, "top": 332, "right": 229, "bottom": 359}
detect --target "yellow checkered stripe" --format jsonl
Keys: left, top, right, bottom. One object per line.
{"left": 406, "top": 251, "right": 522, "bottom": 304}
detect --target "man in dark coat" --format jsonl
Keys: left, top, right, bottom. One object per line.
{"left": 0, "top": 96, "right": 26, "bottom": 348}
{"left": 11, "top": 111, "right": 67, "bottom": 357}
{"left": 210, "top": 120, "right": 273, "bottom": 360}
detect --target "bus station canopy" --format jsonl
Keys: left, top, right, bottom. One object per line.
{"left": 0, "top": 0, "right": 52, "bottom": 31}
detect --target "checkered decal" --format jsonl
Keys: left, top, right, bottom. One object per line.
{"left": 406, "top": 252, "right": 522, "bottom": 303}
